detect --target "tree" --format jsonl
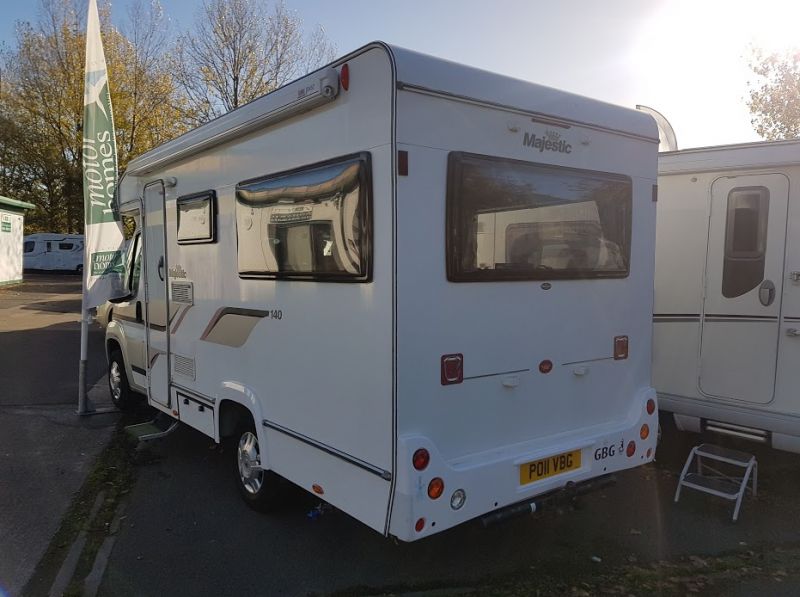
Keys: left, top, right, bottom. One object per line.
{"left": 174, "top": 0, "right": 335, "bottom": 125}
{"left": 0, "top": 0, "right": 188, "bottom": 233}
{"left": 747, "top": 47, "right": 800, "bottom": 141}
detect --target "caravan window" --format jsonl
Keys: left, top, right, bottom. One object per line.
{"left": 177, "top": 191, "right": 216, "bottom": 244}
{"left": 235, "top": 153, "right": 372, "bottom": 281}
{"left": 446, "top": 152, "right": 632, "bottom": 282}
{"left": 722, "top": 186, "right": 769, "bottom": 298}
{"left": 23, "top": 241, "right": 34, "bottom": 253}
{"left": 59, "top": 242, "right": 74, "bottom": 250}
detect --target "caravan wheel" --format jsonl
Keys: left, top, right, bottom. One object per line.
{"left": 108, "top": 350, "right": 135, "bottom": 411}
{"left": 234, "top": 422, "right": 286, "bottom": 512}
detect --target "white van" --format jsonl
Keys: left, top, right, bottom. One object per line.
{"left": 654, "top": 139, "right": 800, "bottom": 453}
{"left": 106, "top": 42, "right": 659, "bottom": 541}
{"left": 23, "top": 233, "right": 84, "bottom": 273}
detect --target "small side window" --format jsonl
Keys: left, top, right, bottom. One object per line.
{"left": 59, "top": 242, "right": 74, "bottom": 251}
{"left": 23, "top": 241, "right": 35, "bottom": 253}
{"left": 46, "top": 241, "right": 52, "bottom": 252}
{"left": 722, "top": 186, "right": 769, "bottom": 298}
{"left": 177, "top": 191, "right": 216, "bottom": 244}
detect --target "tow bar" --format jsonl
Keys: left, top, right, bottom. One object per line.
{"left": 481, "top": 474, "right": 617, "bottom": 527}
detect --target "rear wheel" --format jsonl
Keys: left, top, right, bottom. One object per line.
{"left": 76, "top": 263, "right": 83, "bottom": 275}
{"left": 234, "top": 420, "right": 286, "bottom": 511}
{"left": 108, "top": 349, "right": 135, "bottom": 411}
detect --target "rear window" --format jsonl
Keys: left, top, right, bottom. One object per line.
{"left": 446, "top": 152, "right": 632, "bottom": 282}
{"left": 23, "top": 241, "right": 35, "bottom": 253}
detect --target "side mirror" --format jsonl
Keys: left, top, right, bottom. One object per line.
{"left": 136, "top": 301, "right": 143, "bottom": 323}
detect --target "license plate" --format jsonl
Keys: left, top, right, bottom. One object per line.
{"left": 519, "top": 449, "right": 582, "bottom": 485}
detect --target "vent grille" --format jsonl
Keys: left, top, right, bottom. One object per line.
{"left": 173, "top": 355, "right": 196, "bottom": 380}
{"left": 171, "top": 281, "right": 193, "bottom": 304}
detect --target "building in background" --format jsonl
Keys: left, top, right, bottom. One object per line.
{"left": 0, "top": 195, "right": 35, "bottom": 286}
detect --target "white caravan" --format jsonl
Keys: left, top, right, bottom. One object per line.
{"left": 654, "top": 139, "right": 800, "bottom": 453}
{"left": 105, "top": 42, "right": 659, "bottom": 541}
{"left": 23, "top": 233, "right": 84, "bottom": 273}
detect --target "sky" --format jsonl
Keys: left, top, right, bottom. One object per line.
{"left": 1, "top": 0, "right": 798, "bottom": 149}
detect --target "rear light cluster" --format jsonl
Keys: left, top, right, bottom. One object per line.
{"left": 411, "top": 448, "right": 467, "bottom": 532}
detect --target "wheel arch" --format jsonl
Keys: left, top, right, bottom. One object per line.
{"left": 216, "top": 382, "right": 269, "bottom": 469}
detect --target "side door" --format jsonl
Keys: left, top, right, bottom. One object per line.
{"left": 143, "top": 181, "right": 170, "bottom": 408}
{"left": 699, "top": 173, "right": 789, "bottom": 404}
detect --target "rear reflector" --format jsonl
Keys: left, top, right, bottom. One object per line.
{"left": 415, "top": 517, "right": 426, "bottom": 532}
{"left": 441, "top": 354, "right": 464, "bottom": 385}
{"left": 340, "top": 63, "right": 350, "bottom": 90}
{"left": 614, "top": 336, "right": 629, "bottom": 360}
{"left": 413, "top": 448, "right": 430, "bottom": 471}
{"left": 626, "top": 440, "right": 636, "bottom": 457}
{"left": 646, "top": 398, "right": 656, "bottom": 415}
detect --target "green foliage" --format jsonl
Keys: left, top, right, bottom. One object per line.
{"left": 748, "top": 47, "right": 800, "bottom": 141}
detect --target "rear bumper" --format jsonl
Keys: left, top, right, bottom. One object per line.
{"left": 389, "top": 386, "right": 657, "bottom": 541}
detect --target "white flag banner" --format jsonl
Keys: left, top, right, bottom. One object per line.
{"left": 82, "top": 0, "right": 125, "bottom": 308}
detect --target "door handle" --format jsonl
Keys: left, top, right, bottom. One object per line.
{"left": 787, "top": 328, "right": 800, "bottom": 337}
{"left": 157, "top": 255, "right": 165, "bottom": 281}
{"left": 759, "top": 279, "right": 776, "bottom": 307}
{"left": 135, "top": 301, "right": 143, "bottom": 323}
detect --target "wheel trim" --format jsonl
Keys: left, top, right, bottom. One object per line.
{"left": 109, "top": 361, "right": 123, "bottom": 401}
{"left": 237, "top": 431, "right": 264, "bottom": 494}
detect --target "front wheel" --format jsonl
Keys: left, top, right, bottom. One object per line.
{"left": 108, "top": 349, "right": 135, "bottom": 411}
{"left": 234, "top": 422, "right": 286, "bottom": 511}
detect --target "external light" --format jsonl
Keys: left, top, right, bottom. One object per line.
{"left": 450, "top": 489, "right": 466, "bottom": 510}
{"left": 538, "top": 359, "right": 553, "bottom": 374}
{"left": 441, "top": 354, "right": 464, "bottom": 385}
{"left": 415, "top": 517, "right": 426, "bottom": 532}
{"left": 640, "top": 424, "right": 650, "bottom": 440}
{"left": 340, "top": 63, "right": 350, "bottom": 91}
{"left": 626, "top": 440, "right": 636, "bottom": 457}
{"left": 413, "top": 448, "right": 430, "bottom": 471}
{"left": 428, "top": 477, "right": 445, "bottom": 500}
{"left": 614, "top": 336, "right": 629, "bottom": 360}
{"left": 646, "top": 398, "right": 656, "bottom": 415}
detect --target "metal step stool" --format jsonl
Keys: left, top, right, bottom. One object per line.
{"left": 674, "top": 443, "right": 757, "bottom": 522}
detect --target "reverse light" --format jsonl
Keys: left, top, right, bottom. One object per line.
{"left": 441, "top": 354, "right": 464, "bottom": 385}
{"left": 646, "top": 398, "right": 656, "bottom": 415}
{"left": 614, "top": 335, "right": 629, "bottom": 360}
{"left": 626, "top": 440, "right": 636, "bottom": 457}
{"left": 340, "top": 63, "right": 350, "bottom": 91}
{"left": 413, "top": 448, "right": 430, "bottom": 471}
{"left": 450, "top": 489, "right": 466, "bottom": 510}
{"left": 428, "top": 477, "right": 445, "bottom": 500}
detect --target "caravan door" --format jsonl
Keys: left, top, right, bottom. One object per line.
{"left": 699, "top": 174, "right": 789, "bottom": 404}
{"left": 143, "top": 181, "right": 170, "bottom": 408}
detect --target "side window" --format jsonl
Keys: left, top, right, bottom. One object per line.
{"left": 177, "top": 191, "right": 216, "bottom": 244}
{"left": 23, "top": 241, "right": 35, "bottom": 253}
{"left": 59, "top": 242, "right": 74, "bottom": 251}
{"left": 722, "top": 187, "right": 769, "bottom": 298}
{"left": 235, "top": 153, "right": 372, "bottom": 281}
{"left": 46, "top": 241, "right": 52, "bottom": 252}
{"left": 130, "top": 236, "right": 142, "bottom": 293}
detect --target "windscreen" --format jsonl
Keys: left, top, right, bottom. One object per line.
{"left": 447, "top": 152, "right": 632, "bottom": 281}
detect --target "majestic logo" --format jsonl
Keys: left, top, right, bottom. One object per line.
{"left": 169, "top": 264, "right": 188, "bottom": 279}
{"left": 522, "top": 129, "right": 573, "bottom": 154}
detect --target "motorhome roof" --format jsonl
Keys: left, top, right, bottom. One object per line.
{"left": 124, "top": 42, "right": 657, "bottom": 177}
{"left": 659, "top": 138, "right": 800, "bottom": 174}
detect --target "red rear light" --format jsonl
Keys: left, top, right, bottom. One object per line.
{"left": 538, "top": 359, "right": 553, "bottom": 374}
{"left": 415, "top": 517, "right": 426, "bottom": 532}
{"left": 626, "top": 440, "right": 636, "bottom": 457}
{"left": 412, "top": 448, "right": 430, "bottom": 471}
{"left": 340, "top": 63, "right": 350, "bottom": 90}
{"left": 614, "top": 335, "right": 629, "bottom": 360}
{"left": 646, "top": 398, "right": 656, "bottom": 415}
{"left": 428, "top": 477, "right": 444, "bottom": 500}
{"left": 441, "top": 354, "right": 463, "bottom": 385}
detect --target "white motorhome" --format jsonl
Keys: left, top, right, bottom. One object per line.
{"left": 23, "top": 233, "right": 84, "bottom": 273}
{"left": 106, "top": 42, "right": 659, "bottom": 541}
{"left": 654, "top": 139, "right": 800, "bottom": 453}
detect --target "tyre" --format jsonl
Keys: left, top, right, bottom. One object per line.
{"left": 108, "top": 349, "right": 135, "bottom": 411}
{"left": 234, "top": 420, "right": 286, "bottom": 511}
{"left": 76, "top": 264, "right": 83, "bottom": 275}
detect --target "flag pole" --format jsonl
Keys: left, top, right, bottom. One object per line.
{"left": 77, "top": 0, "right": 123, "bottom": 417}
